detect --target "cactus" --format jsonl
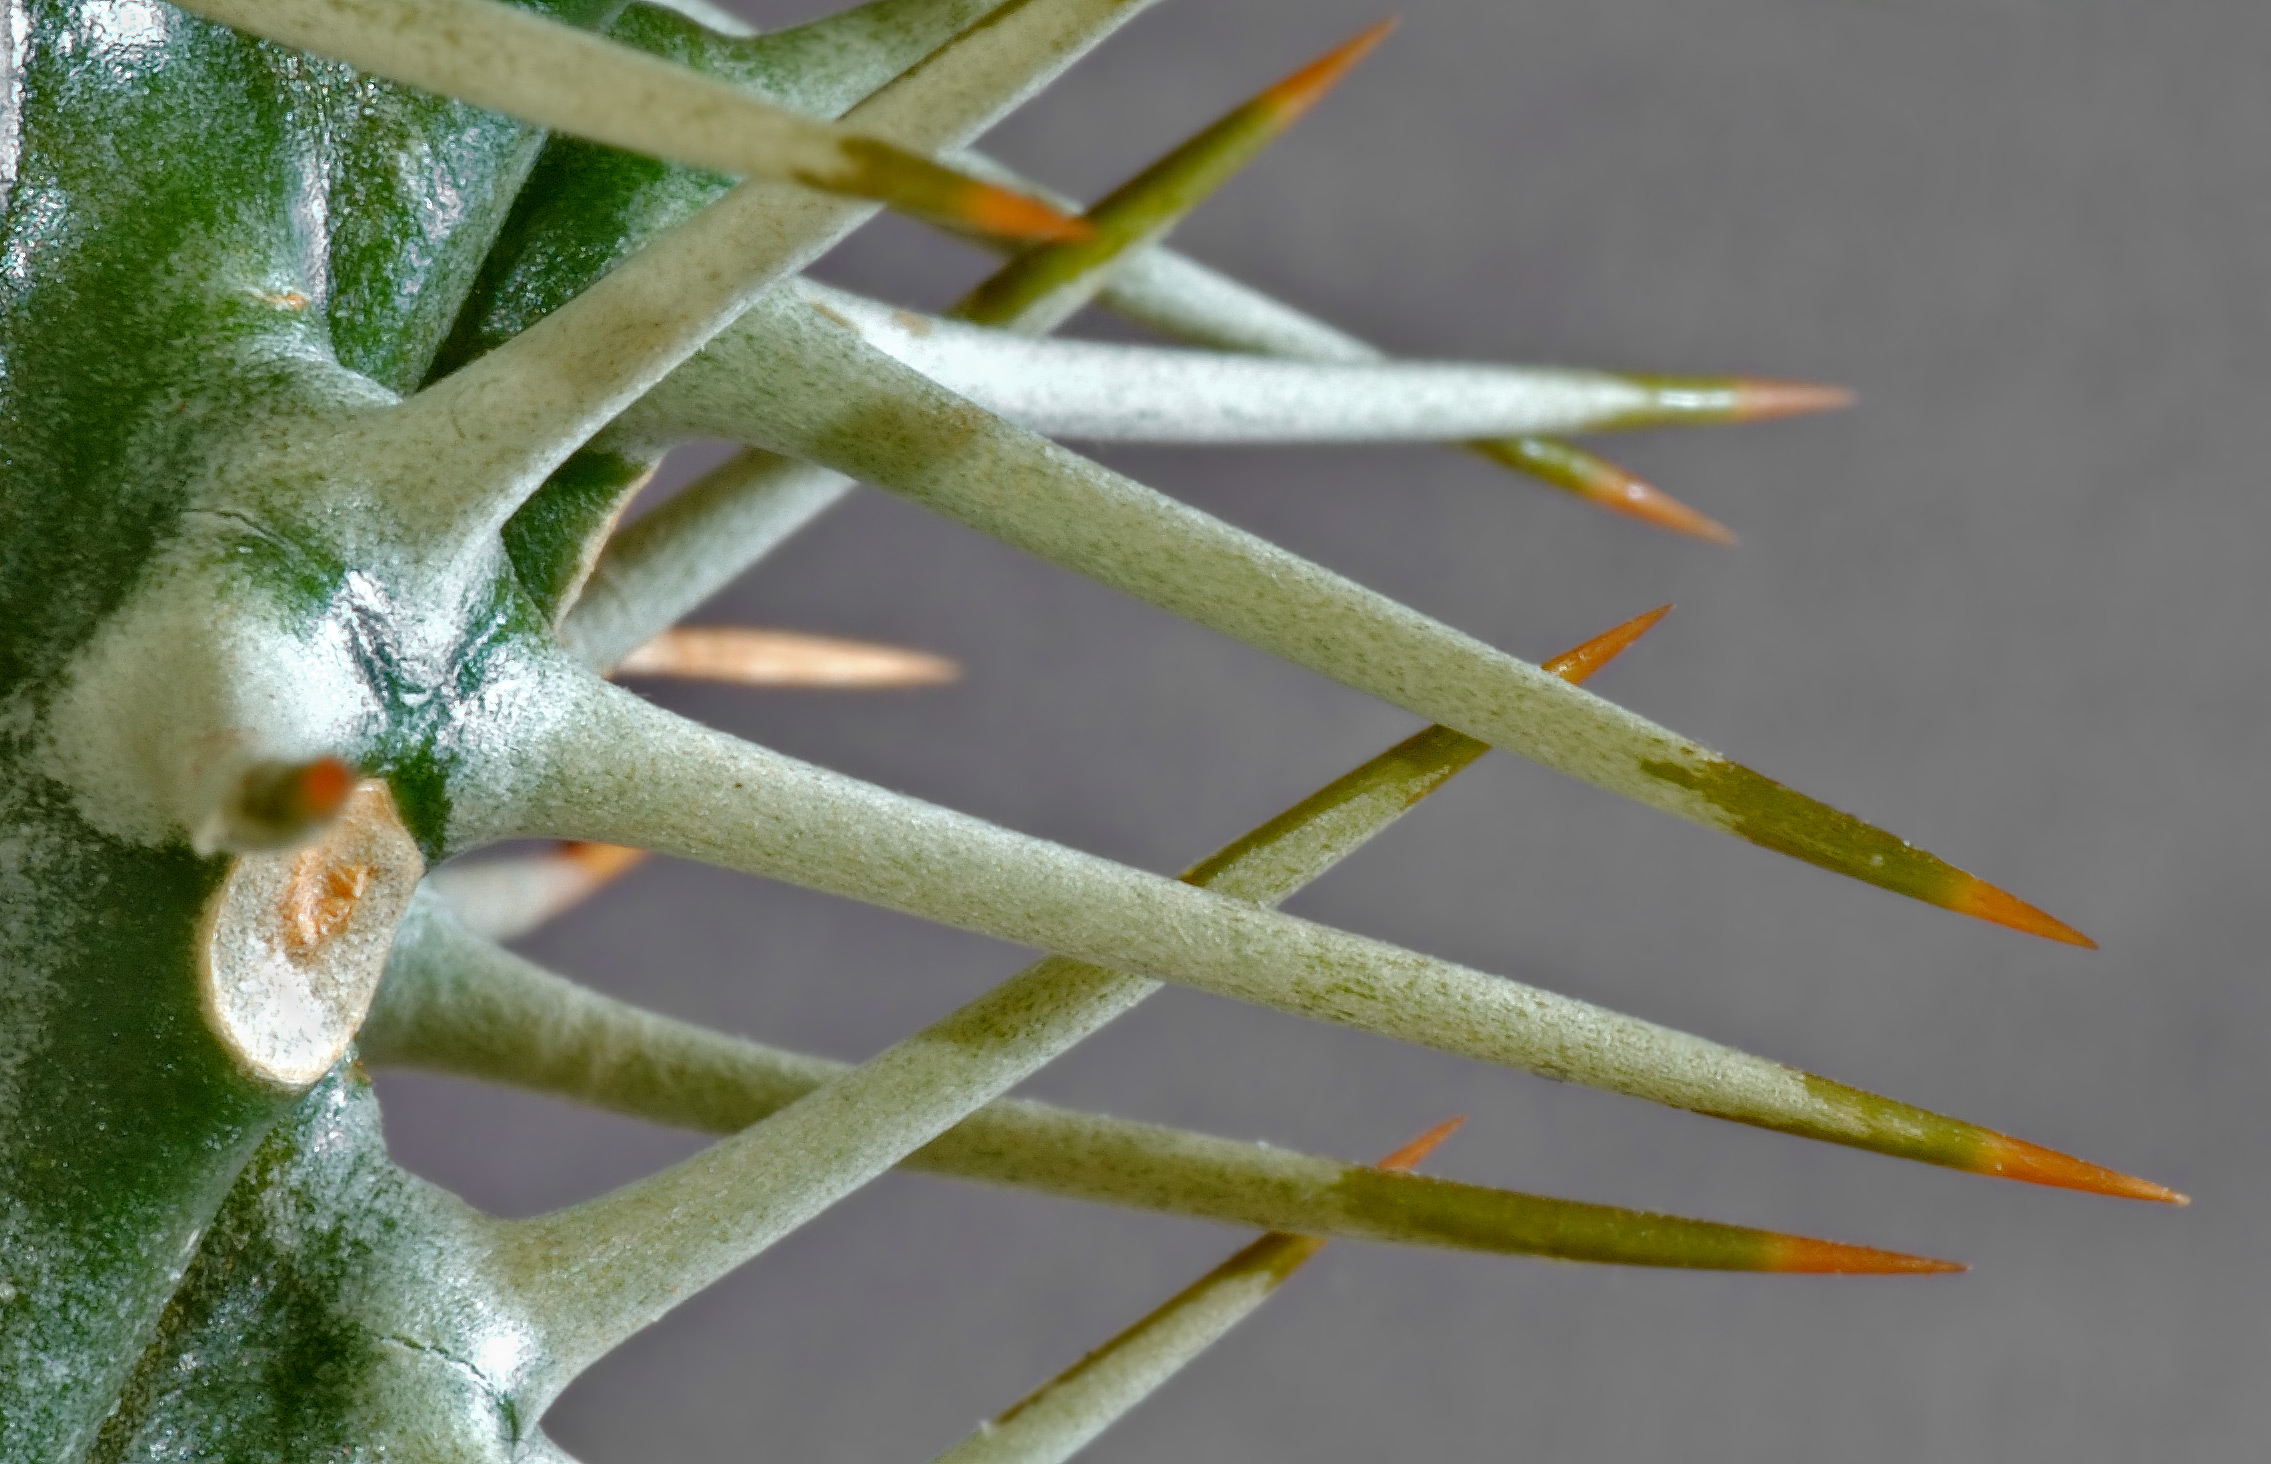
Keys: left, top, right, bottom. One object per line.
{"left": 0, "top": 0, "right": 2179, "bottom": 1457}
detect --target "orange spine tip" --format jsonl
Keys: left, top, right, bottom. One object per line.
{"left": 1375, "top": 1114, "right": 1465, "bottom": 1172}
{"left": 1541, "top": 604, "right": 1673, "bottom": 686}
{"left": 1259, "top": 17, "right": 1399, "bottom": 125}
{"left": 964, "top": 183, "right": 1094, "bottom": 243}
{"left": 1731, "top": 378, "right": 1857, "bottom": 423}
{"left": 290, "top": 756, "right": 357, "bottom": 822}
{"left": 1767, "top": 1236, "right": 1967, "bottom": 1276}
{"left": 1581, "top": 458, "right": 1738, "bottom": 546}
{"left": 1975, "top": 1133, "right": 2188, "bottom": 1205}
{"left": 559, "top": 841, "right": 650, "bottom": 883}
{"left": 1472, "top": 438, "right": 1736, "bottom": 545}
{"left": 617, "top": 627, "right": 959, "bottom": 688}
{"left": 1946, "top": 874, "right": 2097, "bottom": 948}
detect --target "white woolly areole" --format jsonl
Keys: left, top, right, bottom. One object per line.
{"left": 38, "top": 544, "right": 382, "bottom": 850}
{"left": 198, "top": 780, "right": 422, "bottom": 1086}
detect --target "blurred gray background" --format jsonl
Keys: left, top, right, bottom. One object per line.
{"left": 380, "top": 1, "right": 2269, "bottom": 1458}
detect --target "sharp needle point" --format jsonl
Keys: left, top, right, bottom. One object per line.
{"left": 1732, "top": 378, "right": 1857, "bottom": 422}
{"left": 1768, "top": 1236, "right": 1967, "bottom": 1275}
{"left": 1607, "top": 474, "right": 1744, "bottom": 542}
{"left": 964, "top": 182, "right": 1093, "bottom": 242}
{"left": 1976, "top": 1133, "right": 2187, "bottom": 1205}
{"left": 1947, "top": 874, "right": 2097, "bottom": 948}
{"left": 1593, "top": 464, "right": 1739, "bottom": 545}
{"left": 1472, "top": 438, "right": 1736, "bottom": 545}
{"left": 1542, "top": 604, "right": 1672, "bottom": 686}
{"left": 1376, "top": 1114, "right": 1466, "bottom": 1172}
{"left": 1260, "top": 18, "right": 1400, "bottom": 125}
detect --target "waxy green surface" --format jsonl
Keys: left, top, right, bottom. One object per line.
{"left": 90, "top": 1067, "right": 539, "bottom": 1461}
{"left": 0, "top": 0, "right": 588, "bottom": 1449}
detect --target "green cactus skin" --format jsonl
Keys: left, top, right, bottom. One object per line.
{"left": 0, "top": 2, "right": 568, "bottom": 1446}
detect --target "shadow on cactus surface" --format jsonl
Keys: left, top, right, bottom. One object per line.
{"left": 0, "top": 0, "right": 2190, "bottom": 1457}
